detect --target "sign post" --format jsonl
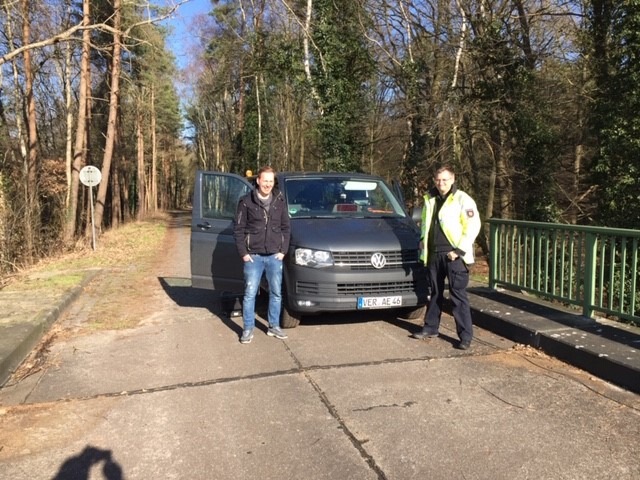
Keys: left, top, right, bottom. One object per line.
{"left": 79, "top": 165, "right": 102, "bottom": 251}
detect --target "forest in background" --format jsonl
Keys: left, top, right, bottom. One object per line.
{"left": 1, "top": 0, "right": 639, "bottom": 280}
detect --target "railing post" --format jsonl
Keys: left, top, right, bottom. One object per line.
{"left": 489, "top": 221, "right": 498, "bottom": 290}
{"left": 583, "top": 232, "right": 597, "bottom": 318}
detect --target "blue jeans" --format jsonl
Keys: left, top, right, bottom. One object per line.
{"left": 242, "top": 254, "right": 283, "bottom": 330}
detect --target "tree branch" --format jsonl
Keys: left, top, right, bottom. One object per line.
{"left": 0, "top": 1, "right": 186, "bottom": 66}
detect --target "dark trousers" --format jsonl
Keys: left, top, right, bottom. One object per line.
{"left": 424, "top": 252, "right": 473, "bottom": 342}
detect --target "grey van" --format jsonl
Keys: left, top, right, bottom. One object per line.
{"left": 191, "top": 171, "right": 428, "bottom": 327}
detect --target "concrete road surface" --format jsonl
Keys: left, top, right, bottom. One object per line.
{"left": 1, "top": 211, "right": 638, "bottom": 480}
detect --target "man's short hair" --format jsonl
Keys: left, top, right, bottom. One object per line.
{"left": 435, "top": 165, "right": 455, "bottom": 177}
{"left": 257, "top": 165, "right": 276, "bottom": 177}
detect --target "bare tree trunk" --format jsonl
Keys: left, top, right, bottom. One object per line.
{"left": 160, "top": 150, "right": 168, "bottom": 209}
{"left": 3, "top": 2, "right": 28, "bottom": 265}
{"left": 111, "top": 166, "right": 121, "bottom": 228}
{"left": 494, "top": 127, "right": 513, "bottom": 219}
{"left": 299, "top": 130, "right": 305, "bottom": 171}
{"left": 215, "top": 118, "right": 221, "bottom": 170}
{"left": 21, "top": 0, "right": 38, "bottom": 261}
{"left": 452, "top": 0, "right": 467, "bottom": 91}
{"left": 94, "top": 0, "right": 122, "bottom": 231}
{"left": 136, "top": 97, "right": 146, "bottom": 220}
{"left": 568, "top": 61, "right": 590, "bottom": 224}
{"left": 150, "top": 85, "right": 157, "bottom": 212}
{"left": 481, "top": 137, "right": 496, "bottom": 254}
{"left": 3, "top": 2, "right": 28, "bottom": 161}
{"left": 255, "top": 75, "right": 262, "bottom": 164}
{"left": 49, "top": 7, "right": 74, "bottom": 210}
{"left": 121, "top": 154, "right": 131, "bottom": 222}
{"left": 64, "top": 37, "right": 73, "bottom": 207}
{"left": 64, "top": 0, "right": 90, "bottom": 242}
{"left": 571, "top": 144, "right": 583, "bottom": 222}
{"left": 451, "top": 0, "right": 468, "bottom": 167}
{"left": 513, "top": 0, "right": 535, "bottom": 69}
{"left": 302, "top": 0, "right": 322, "bottom": 112}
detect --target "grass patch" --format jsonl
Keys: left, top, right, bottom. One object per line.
{"left": 2, "top": 215, "right": 170, "bottom": 331}
{"left": 4, "top": 274, "right": 85, "bottom": 292}
{"left": 6, "top": 215, "right": 168, "bottom": 281}
{"left": 85, "top": 315, "right": 140, "bottom": 331}
{"left": 73, "top": 216, "right": 170, "bottom": 330}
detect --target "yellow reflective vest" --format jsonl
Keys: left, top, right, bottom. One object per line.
{"left": 420, "top": 187, "right": 481, "bottom": 265}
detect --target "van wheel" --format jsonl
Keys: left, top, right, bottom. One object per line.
{"left": 281, "top": 305, "right": 301, "bottom": 328}
{"left": 399, "top": 305, "right": 427, "bottom": 320}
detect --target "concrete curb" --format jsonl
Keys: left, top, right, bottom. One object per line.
{"left": 469, "top": 286, "right": 640, "bottom": 394}
{"left": 0, "top": 269, "right": 102, "bottom": 386}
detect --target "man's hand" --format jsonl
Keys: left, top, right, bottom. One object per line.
{"left": 275, "top": 253, "right": 285, "bottom": 261}
{"left": 242, "top": 254, "right": 253, "bottom": 262}
{"left": 447, "top": 251, "right": 459, "bottom": 261}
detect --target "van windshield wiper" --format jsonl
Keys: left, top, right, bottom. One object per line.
{"left": 362, "top": 214, "right": 403, "bottom": 219}
{"left": 291, "top": 214, "right": 337, "bottom": 219}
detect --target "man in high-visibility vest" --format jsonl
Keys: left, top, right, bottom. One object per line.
{"left": 412, "top": 165, "right": 481, "bottom": 350}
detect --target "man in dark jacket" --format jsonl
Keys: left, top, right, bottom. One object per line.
{"left": 233, "top": 166, "right": 291, "bottom": 344}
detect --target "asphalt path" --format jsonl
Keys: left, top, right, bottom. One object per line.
{"left": 0, "top": 212, "right": 638, "bottom": 480}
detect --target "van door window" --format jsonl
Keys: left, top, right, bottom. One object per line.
{"left": 201, "top": 174, "right": 250, "bottom": 219}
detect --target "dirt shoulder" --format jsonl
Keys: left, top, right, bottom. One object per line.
{"left": 0, "top": 212, "right": 188, "bottom": 387}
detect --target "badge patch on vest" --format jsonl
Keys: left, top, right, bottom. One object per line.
{"left": 466, "top": 209, "right": 475, "bottom": 218}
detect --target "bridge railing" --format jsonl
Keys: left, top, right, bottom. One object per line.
{"left": 487, "top": 219, "right": 639, "bottom": 323}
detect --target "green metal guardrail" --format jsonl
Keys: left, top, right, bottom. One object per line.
{"left": 487, "top": 219, "right": 639, "bottom": 323}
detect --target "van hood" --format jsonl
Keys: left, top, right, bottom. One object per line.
{"left": 290, "top": 217, "right": 420, "bottom": 251}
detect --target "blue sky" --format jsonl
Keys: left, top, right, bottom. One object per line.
{"left": 160, "top": 0, "right": 211, "bottom": 137}
{"left": 164, "top": 0, "right": 210, "bottom": 70}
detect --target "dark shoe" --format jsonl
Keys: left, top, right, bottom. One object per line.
{"left": 457, "top": 340, "right": 471, "bottom": 350}
{"left": 411, "top": 328, "right": 438, "bottom": 340}
{"left": 267, "top": 326, "right": 288, "bottom": 340}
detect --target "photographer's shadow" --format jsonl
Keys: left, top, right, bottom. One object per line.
{"left": 52, "top": 445, "right": 123, "bottom": 480}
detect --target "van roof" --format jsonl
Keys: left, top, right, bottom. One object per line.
{"left": 277, "top": 171, "right": 384, "bottom": 180}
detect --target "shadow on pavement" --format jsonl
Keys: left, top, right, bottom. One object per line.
{"left": 157, "top": 275, "right": 445, "bottom": 341}
{"left": 51, "top": 445, "right": 123, "bottom": 480}
{"left": 157, "top": 277, "right": 243, "bottom": 337}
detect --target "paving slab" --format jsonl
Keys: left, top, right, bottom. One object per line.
{"left": 469, "top": 286, "right": 640, "bottom": 393}
{"left": 0, "top": 269, "right": 100, "bottom": 387}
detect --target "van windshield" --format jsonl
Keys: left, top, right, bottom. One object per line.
{"left": 284, "top": 177, "right": 406, "bottom": 218}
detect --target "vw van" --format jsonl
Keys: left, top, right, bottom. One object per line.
{"left": 190, "top": 171, "right": 428, "bottom": 327}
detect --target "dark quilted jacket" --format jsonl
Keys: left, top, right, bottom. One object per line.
{"left": 233, "top": 188, "right": 291, "bottom": 257}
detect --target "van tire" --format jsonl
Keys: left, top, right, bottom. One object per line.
{"left": 399, "top": 305, "right": 427, "bottom": 320}
{"left": 281, "top": 305, "right": 301, "bottom": 328}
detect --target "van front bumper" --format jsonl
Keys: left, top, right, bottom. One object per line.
{"left": 284, "top": 264, "right": 428, "bottom": 314}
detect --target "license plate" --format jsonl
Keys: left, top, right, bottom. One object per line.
{"left": 357, "top": 295, "right": 402, "bottom": 309}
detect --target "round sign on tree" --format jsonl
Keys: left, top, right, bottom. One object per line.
{"left": 79, "top": 165, "right": 102, "bottom": 187}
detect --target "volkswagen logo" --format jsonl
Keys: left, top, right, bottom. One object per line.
{"left": 370, "top": 252, "right": 387, "bottom": 269}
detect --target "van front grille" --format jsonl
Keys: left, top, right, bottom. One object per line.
{"left": 332, "top": 250, "right": 419, "bottom": 271}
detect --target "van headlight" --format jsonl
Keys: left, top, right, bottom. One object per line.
{"left": 294, "top": 248, "right": 334, "bottom": 267}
